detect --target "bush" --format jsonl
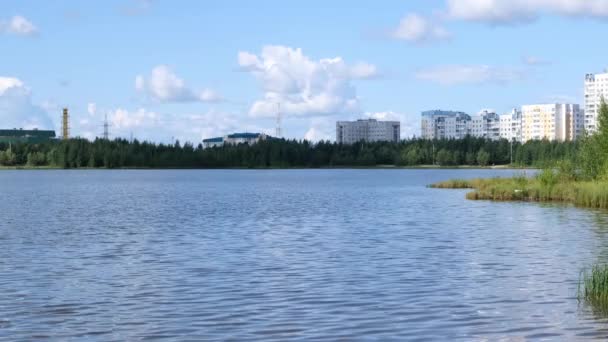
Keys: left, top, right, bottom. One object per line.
{"left": 537, "top": 169, "right": 558, "bottom": 189}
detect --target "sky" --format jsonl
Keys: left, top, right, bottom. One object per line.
{"left": 1, "top": 0, "right": 608, "bottom": 143}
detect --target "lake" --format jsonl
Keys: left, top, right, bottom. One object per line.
{"left": 2, "top": 169, "right": 608, "bottom": 340}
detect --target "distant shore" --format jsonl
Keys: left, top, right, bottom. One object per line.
{"left": 0, "top": 164, "right": 535, "bottom": 171}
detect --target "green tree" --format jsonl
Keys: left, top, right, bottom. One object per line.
{"left": 0, "top": 149, "right": 16, "bottom": 166}
{"left": 477, "top": 149, "right": 490, "bottom": 166}
{"left": 436, "top": 149, "right": 453, "bottom": 166}
{"left": 580, "top": 97, "right": 608, "bottom": 180}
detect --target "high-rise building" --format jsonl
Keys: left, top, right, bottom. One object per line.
{"left": 499, "top": 109, "right": 523, "bottom": 142}
{"left": 585, "top": 71, "right": 608, "bottom": 133}
{"left": 421, "top": 105, "right": 582, "bottom": 142}
{"left": 336, "top": 119, "right": 400, "bottom": 144}
{"left": 421, "top": 110, "right": 471, "bottom": 140}
{"left": 468, "top": 110, "right": 501, "bottom": 141}
{"left": 521, "top": 104, "right": 583, "bottom": 142}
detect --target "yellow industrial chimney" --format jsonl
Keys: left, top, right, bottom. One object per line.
{"left": 62, "top": 108, "right": 69, "bottom": 140}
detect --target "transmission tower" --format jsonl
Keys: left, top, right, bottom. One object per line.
{"left": 62, "top": 108, "right": 70, "bottom": 140}
{"left": 275, "top": 103, "right": 282, "bottom": 138}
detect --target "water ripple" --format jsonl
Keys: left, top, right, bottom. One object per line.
{"left": 1, "top": 169, "right": 608, "bottom": 340}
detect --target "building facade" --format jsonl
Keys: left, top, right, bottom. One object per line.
{"left": 585, "top": 71, "right": 608, "bottom": 133}
{"left": 499, "top": 109, "right": 523, "bottom": 142}
{"left": 421, "top": 110, "right": 471, "bottom": 140}
{"left": 202, "top": 133, "right": 267, "bottom": 148}
{"left": 468, "top": 110, "right": 501, "bottom": 141}
{"left": 521, "top": 104, "right": 582, "bottom": 142}
{"left": 336, "top": 119, "right": 400, "bottom": 144}
{"left": 421, "top": 105, "right": 584, "bottom": 143}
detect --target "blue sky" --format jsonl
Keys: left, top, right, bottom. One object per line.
{"left": 1, "top": 0, "right": 608, "bottom": 143}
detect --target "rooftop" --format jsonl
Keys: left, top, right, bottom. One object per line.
{"left": 422, "top": 110, "right": 470, "bottom": 118}
{"left": 226, "top": 133, "right": 263, "bottom": 139}
{"left": 202, "top": 137, "right": 223, "bottom": 143}
{"left": 0, "top": 129, "right": 56, "bottom": 138}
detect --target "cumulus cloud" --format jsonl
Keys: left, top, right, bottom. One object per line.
{"left": 415, "top": 64, "right": 525, "bottom": 85}
{"left": 304, "top": 118, "right": 335, "bottom": 142}
{"left": 87, "top": 103, "right": 97, "bottom": 116}
{"left": 0, "top": 16, "right": 38, "bottom": 36}
{"left": 76, "top": 102, "right": 253, "bottom": 143}
{"left": 0, "top": 77, "right": 54, "bottom": 130}
{"left": 110, "top": 108, "right": 160, "bottom": 129}
{"left": 446, "top": 0, "right": 608, "bottom": 24}
{"left": 239, "top": 45, "right": 379, "bottom": 118}
{"left": 135, "top": 65, "right": 222, "bottom": 103}
{"left": 391, "top": 14, "right": 451, "bottom": 43}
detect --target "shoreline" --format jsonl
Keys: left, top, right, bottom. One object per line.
{"left": 0, "top": 165, "right": 536, "bottom": 171}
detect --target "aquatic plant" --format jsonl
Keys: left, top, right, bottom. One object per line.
{"left": 431, "top": 176, "right": 608, "bottom": 209}
{"left": 580, "top": 265, "right": 608, "bottom": 316}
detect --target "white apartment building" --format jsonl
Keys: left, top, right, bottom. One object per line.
{"left": 468, "top": 110, "right": 501, "bottom": 141}
{"left": 585, "top": 71, "right": 608, "bottom": 133}
{"left": 336, "top": 119, "right": 400, "bottom": 144}
{"left": 420, "top": 106, "right": 585, "bottom": 143}
{"left": 421, "top": 110, "right": 471, "bottom": 139}
{"left": 499, "top": 109, "right": 523, "bottom": 142}
{"left": 521, "top": 104, "right": 583, "bottom": 142}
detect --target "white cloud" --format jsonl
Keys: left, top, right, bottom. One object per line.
{"left": 446, "top": 0, "right": 608, "bottom": 24}
{"left": 304, "top": 118, "right": 334, "bottom": 142}
{"left": 0, "top": 77, "right": 24, "bottom": 95}
{"left": 135, "top": 65, "right": 222, "bottom": 103}
{"left": 75, "top": 103, "right": 254, "bottom": 143}
{"left": 522, "top": 55, "right": 550, "bottom": 66}
{"left": 87, "top": 103, "right": 97, "bottom": 116}
{"left": 0, "top": 77, "right": 54, "bottom": 130}
{"left": 0, "top": 16, "right": 38, "bottom": 36}
{"left": 239, "top": 45, "right": 379, "bottom": 118}
{"left": 391, "top": 14, "right": 451, "bottom": 43}
{"left": 110, "top": 108, "right": 159, "bottom": 129}
{"left": 350, "top": 62, "right": 380, "bottom": 79}
{"left": 415, "top": 64, "right": 525, "bottom": 85}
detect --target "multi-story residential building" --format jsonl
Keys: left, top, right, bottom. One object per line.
{"left": 336, "top": 119, "right": 400, "bottom": 144}
{"left": 420, "top": 110, "right": 471, "bottom": 140}
{"left": 422, "top": 105, "right": 582, "bottom": 142}
{"left": 468, "top": 110, "right": 501, "bottom": 141}
{"left": 499, "top": 109, "right": 523, "bottom": 142}
{"left": 203, "top": 132, "right": 268, "bottom": 148}
{"left": 521, "top": 104, "right": 582, "bottom": 142}
{"left": 585, "top": 71, "right": 608, "bottom": 133}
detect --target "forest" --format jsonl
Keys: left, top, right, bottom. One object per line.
{"left": 0, "top": 136, "right": 578, "bottom": 169}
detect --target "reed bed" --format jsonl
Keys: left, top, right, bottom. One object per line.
{"left": 430, "top": 175, "right": 608, "bottom": 209}
{"left": 580, "top": 265, "right": 608, "bottom": 316}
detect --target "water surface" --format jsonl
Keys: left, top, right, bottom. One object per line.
{"left": 2, "top": 169, "right": 608, "bottom": 340}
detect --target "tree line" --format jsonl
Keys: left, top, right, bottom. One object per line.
{"left": 0, "top": 135, "right": 578, "bottom": 169}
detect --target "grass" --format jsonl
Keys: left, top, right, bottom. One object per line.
{"left": 430, "top": 173, "right": 608, "bottom": 209}
{"left": 580, "top": 265, "right": 608, "bottom": 316}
